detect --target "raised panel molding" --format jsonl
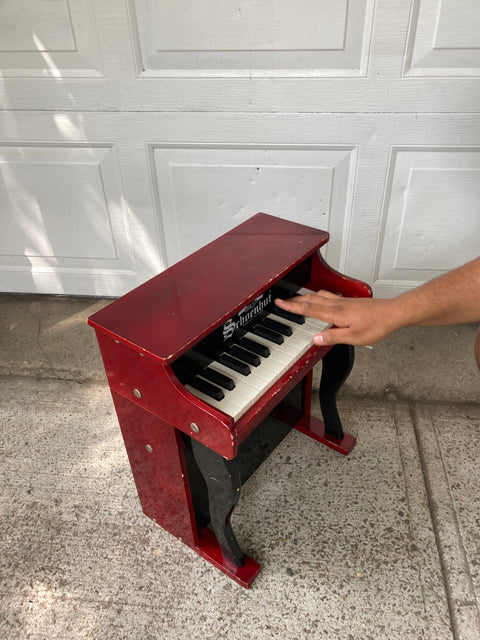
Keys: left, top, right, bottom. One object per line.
{"left": 130, "top": 0, "right": 374, "bottom": 77}
{"left": 0, "top": 0, "right": 102, "bottom": 77}
{"left": 374, "top": 147, "right": 480, "bottom": 295}
{"left": 149, "top": 144, "right": 358, "bottom": 271}
{"left": 0, "top": 144, "right": 136, "bottom": 295}
{"left": 404, "top": 0, "right": 480, "bottom": 76}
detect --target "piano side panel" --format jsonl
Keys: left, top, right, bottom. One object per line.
{"left": 111, "top": 391, "right": 198, "bottom": 548}
{"left": 94, "top": 330, "right": 238, "bottom": 458}
{"left": 308, "top": 251, "right": 372, "bottom": 298}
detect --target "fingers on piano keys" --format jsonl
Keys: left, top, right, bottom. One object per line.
{"left": 179, "top": 293, "right": 330, "bottom": 422}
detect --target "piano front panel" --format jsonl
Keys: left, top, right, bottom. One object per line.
{"left": 94, "top": 318, "right": 330, "bottom": 459}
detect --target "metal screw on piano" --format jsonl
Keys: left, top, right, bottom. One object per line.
{"left": 88, "top": 213, "right": 371, "bottom": 588}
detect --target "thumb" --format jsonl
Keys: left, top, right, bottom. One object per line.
{"left": 313, "top": 327, "right": 352, "bottom": 347}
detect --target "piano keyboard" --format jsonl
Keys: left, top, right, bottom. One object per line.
{"left": 174, "top": 288, "right": 329, "bottom": 422}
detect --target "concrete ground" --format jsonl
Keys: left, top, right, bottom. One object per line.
{"left": 1, "top": 293, "right": 480, "bottom": 640}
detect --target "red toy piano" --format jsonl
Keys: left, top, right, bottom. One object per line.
{"left": 88, "top": 213, "right": 371, "bottom": 587}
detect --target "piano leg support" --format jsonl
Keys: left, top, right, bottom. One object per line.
{"left": 294, "top": 344, "right": 356, "bottom": 456}
{"left": 190, "top": 439, "right": 261, "bottom": 588}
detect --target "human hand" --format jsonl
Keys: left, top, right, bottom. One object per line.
{"left": 274, "top": 290, "right": 401, "bottom": 347}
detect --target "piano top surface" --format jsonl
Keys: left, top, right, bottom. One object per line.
{"left": 88, "top": 213, "right": 329, "bottom": 363}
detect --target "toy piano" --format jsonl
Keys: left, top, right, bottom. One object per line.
{"left": 88, "top": 213, "right": 371, "bottom": 587}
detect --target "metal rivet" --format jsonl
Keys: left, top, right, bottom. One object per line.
{"left": 133, "top": 388, "right": 142, "bottom": 399}
{"left": 145, "top": 444, "right": 153, "bottom": 453}
{"left": 190, "top": 422, "right": 200, "bottom": 433}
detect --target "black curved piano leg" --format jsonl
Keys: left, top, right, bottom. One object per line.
{"left": 191, "top": 439, "right": 245, "bottom": 568}
{"left": 319, "top": 343, "right": 355, "bottom": 440}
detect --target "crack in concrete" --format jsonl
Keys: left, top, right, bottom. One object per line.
{"left": 28, "top": 306, "right": 70, "bottom": 387}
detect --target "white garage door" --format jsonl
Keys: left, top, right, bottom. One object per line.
{"left": 0, "top": 0, "right": 479, "bottom": 297}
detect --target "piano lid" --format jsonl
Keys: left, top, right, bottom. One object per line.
{"left": 88, "top": 213, "right": 329, "bottom": 363}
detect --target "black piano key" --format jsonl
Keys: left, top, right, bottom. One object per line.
{"left": 173, "top": 352, "right": 236, "bottom": 392}
{"left": 251, "top": 324, "right": 284, "bottom": 345}
{"left": 192, "top": 342, "right": 221, "bottom": 361}
{"left": 238, "top": 336, "right": 270, "bottom": 358}
{"left": 274, "top": 282, "right": 308, "bottom": 299}
{"left": 271, "top": 284, "right": 307, "bottom": 325}
{"left": 218, "top": 353, "right": 251, "bottom": 376}
{"left": 262, "top": 317, "right": 292, "bottom": 336}
{"left": 171, "top": 360, "right": 199, "bottom": 384}
{"left": 271, "top": 307, "right": 305, "bottom": 325}
{"left": 189, "top": 376, "right": 225, "bottom": 401}
{"left": 229, "top": 344, "right": 261, "bottom": 367}
{"left": 201, "top": 367, "right": 235, "bottom": 390}
{"left": 182, "top": 350, "right": 213, "bottom": 369}
{"left": 194, "top": 341, "right": 251, "bottom": 376}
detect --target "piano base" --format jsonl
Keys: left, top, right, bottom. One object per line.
{"left": 191, "top": 402, "right": 355, "bottom": 587}
{"left": 181, "top": 347, "right": 356, "bottom": 587}
{"left": 195, "top": 527, "right": 261, "bottom": 588}
{"left": 294, "top": 415, "right": 356, "bottom": 456}
{"left": 273, "top": 344, "right": 356, "bottom": 455}
{"left": 110, "top": 344, "right": 357, "bottom": 588}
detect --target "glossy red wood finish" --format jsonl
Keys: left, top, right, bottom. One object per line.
{"left": 93, "top": 325, "right": 331, "bottom": 460}
{"left": 111, "top": 390, "right": 261, "bottom": 587}
{"left": 111, "top": 391, "right": 198, "bottom": 547}
{"left": 89, "top": 212, "right": 372, "bottom": 587}
{"left": 94, "top": 331, "right": 237, "bottom": 458}
{"left": 89, "top": 213, "right": 331, "bottom": 362}
{"left": 308, "top": 250, "right": 372, "bottom": 298}
{"left": 294, "top": 416, "right": 357, "bottom": 456}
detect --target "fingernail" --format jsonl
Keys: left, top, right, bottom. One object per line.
{"left": 313, "top": 334, "right": 325, "bottom": 345}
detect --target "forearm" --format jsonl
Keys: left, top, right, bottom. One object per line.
{"left": 274, "top": 256, "right": 480, "bottom": 348}
{"left": 392, "top": 257, "right": 480, "bottom": 329}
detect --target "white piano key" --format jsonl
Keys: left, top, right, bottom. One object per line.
{"left": 297, "top": 287, "right": 315, "bottom": 296}
{"left": 207, "top": 362, "right": 265, "bottom": 408}
{"left": 304, "top": 318, "right": 330, "bottom": 332}
{"left": 241, "top": 334, "right": 287, "bottom": 378}
{"left": 208, "top": 344, "right": 294, "bottom": 414}
{"left": 268, "top": 313, "right": 330, "bottom": 341}
{"left": 197, "top": 374, "right": 257, "bottom": 411}
{"left": 186, "top": 384, "right": 245, "bottom": 422}
{"left": 262, "top": 334, "right": 300, "bottom": 359}
{"left": 209, "top": 360, "right": 267, "bottom": 388}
